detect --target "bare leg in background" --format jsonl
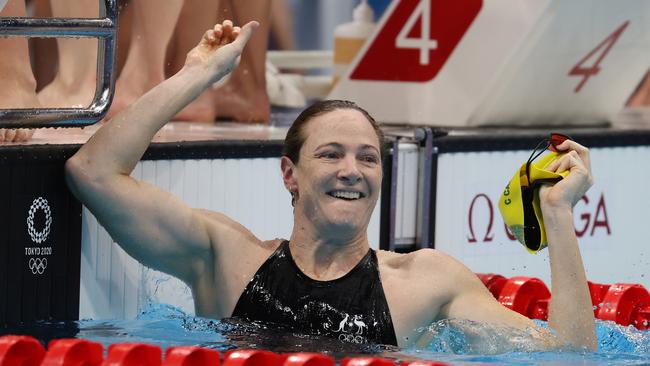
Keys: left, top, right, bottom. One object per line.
{"left": 270, "top": 0, "right": 296, "bottom": 52}
{"left": 106, "top": 0, "right": 183, "bottom": 119}
{"left": 0, "top": 0, "right": 36, "bottom": 142}
{"left": 167, "top": 0, "right": 220, "bottom": 122}
{"left": 174, "top": 0, "right": 271, "bottom": 123}
{"left": 37, "top": 0, "right": 98, "bottom": 108}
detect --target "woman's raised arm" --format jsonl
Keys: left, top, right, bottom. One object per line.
{"left": 65, "top": 21, "right": 258, "bottom": 283}
{"left": 540, "top": 140, "right": 597, "bottom": 350}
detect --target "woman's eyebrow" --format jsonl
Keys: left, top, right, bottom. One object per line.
{"left": 359, "top": 144, "right": 380, "bottom": 154}
{"left": 313, "top": 143, "right": 379, "bottom": 154}
{"left": 314, "top": 142, "right": 344, "bottom": 150}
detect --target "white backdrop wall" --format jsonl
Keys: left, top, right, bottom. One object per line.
{"left": 435, "top": 146, "right": 650, "bottom": 289}
{"left": 79, "top": 157, "right": 382, "bottom": 320}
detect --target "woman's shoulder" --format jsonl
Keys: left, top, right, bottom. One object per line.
{"left": 377, "top": 248, "right": 458, "bottom": 274}
{"left": 196, "top": 209, "right": 283, "bottom": 253}
{"left": 376, "top": 248, "right": 464, "bottom": 305}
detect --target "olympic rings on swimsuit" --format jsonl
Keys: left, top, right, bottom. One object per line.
{"left": 338, "top": 333, "right": 366, "bottom": 344}
{"left": 29, "top": 257, "right": 47, "bottom": 274}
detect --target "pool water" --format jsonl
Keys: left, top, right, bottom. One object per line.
{"left": 2, "top": 303, "right": 650, "bottom": 365}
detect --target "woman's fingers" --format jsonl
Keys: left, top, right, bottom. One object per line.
{"left": 213, "top": 23, "right": 223, "bottom": 38}
{"left": 204, "top": 29, "right": 216, "bottom": 44}
{"left": 555, "top": 139, "right": 591, "bottom": 171}
{"left": 231, "top": 21, "right": 259, "bottom": 49}
{"left": 205, "top": 20, "right": 257, "bottom": 49}
{"left": 546, "top": 140, "right": 591, "bottom": 174}
{"left": 552, "top": 152, "right": 579, "bottom": 174}
{"left": 547, "top": 151, "right": 591, "bottom": 182}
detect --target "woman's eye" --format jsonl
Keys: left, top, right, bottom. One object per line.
{"left": 319, "top": 152, "right": 340, "bottom": 159}
{"left": 360, "top": 155, "right": 379, "bottom": 164}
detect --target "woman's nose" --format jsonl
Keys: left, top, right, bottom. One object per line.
{"left": 337, "top": 156, "right": 362, "bottom": 183}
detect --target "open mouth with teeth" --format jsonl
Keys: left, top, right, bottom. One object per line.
{"left": 327, "top": 190, "right": 366, "bottom": 200}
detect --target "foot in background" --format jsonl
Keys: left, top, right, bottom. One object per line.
{"left": 212, "top": 72, "right": 271, "bottom": 123}
{"left": 174, "top": 68, "right": 271, "bottom": 124}
{"left": 105, "top": 0, "right": 183, "bottom": 119}
{"left": 173, "top": 87, "right": 219, "bottom": 123}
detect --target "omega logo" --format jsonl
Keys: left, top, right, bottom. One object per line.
{"left": 467, "top": 193, "right": 494, "bottom": 243}
{"left": 467, "top": 192, "right": 611, "bottom": 244}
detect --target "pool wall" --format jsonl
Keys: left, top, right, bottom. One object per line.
{"left": 0, "top": 145, "right": 81, "bottom": 325}
{"left": 3, "top": 129, "right": 650, "bottom": 325}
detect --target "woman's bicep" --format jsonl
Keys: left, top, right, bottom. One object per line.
{"left": 86, "top": 175, "right": 214, "bottom": 282}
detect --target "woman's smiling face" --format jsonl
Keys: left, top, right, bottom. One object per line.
{"left": 285, "top": 108, "right": 383, "bottom": 236}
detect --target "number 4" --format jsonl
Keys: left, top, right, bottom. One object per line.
{"left": 569, "top": 21, "right": 629, "bottom": 93}
{"left": 395, "top": 0, "right": 438, "bottom": 65}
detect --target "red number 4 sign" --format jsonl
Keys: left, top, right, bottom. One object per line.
{"left": 351, "top": 0, "right": 482, "bottom": 82}
{"left": 569, "top": 21, "right": 629, "bottom": 93}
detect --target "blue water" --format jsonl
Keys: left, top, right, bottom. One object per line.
{"left": 3, "top": 303, "right": 650, "bottom": 365}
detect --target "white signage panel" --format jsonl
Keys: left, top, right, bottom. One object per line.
{"left": 330, "top": 0, "right": 650, "bottom": 127}
{"left": 435, "top": 147, "right": 648, "bottom": 288}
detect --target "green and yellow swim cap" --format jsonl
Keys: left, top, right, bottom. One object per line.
{"left": 498, "top": 152, "right": 568, "bottom": 253}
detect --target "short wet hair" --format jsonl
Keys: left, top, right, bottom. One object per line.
{"left": 282, "top": 100, "right": 386, "bottom": 165}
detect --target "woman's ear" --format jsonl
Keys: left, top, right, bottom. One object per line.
{"left": 280, "top": 156, "right": 297, "bottom": 192}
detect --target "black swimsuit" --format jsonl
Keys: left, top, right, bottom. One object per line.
{"left": 231, "top": 241, "right": 398, "bottom": 345}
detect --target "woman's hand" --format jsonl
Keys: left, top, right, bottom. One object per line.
{"left": 539, "top": 140, "right": 593, "bottom": 210}
{"left": 184, "top": 20, "right": 259, "bottom": 83}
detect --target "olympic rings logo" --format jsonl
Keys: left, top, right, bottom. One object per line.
{"left": 29, "top": 257, "right": 47, "bottom": 275}
{"left": 338, "top": 333, "right": 366, "bottom": 344}
{"left": 27, "top": 197, "right": 52, "bottom": 244}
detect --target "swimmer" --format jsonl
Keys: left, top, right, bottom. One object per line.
{"left": 66, "top": 20, "right": 597, "bottom": 349}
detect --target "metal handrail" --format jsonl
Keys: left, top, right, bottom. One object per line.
{"left": 0, "top": 0, "right": 117, "bottom": 128}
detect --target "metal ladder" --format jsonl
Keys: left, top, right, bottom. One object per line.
{"left": 0, "top": 0, "right": 117, "bottom": 128}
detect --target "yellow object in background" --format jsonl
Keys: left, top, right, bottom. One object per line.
{"left": 333, "top": 0, "right": 375, "bottom": 86}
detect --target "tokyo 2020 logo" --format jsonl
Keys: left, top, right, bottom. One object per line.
{"left": 25, "top": 197, "right": 53, "bottom": 275}
{"left": 27, "top": 197, "right": 52, "bottom": 244}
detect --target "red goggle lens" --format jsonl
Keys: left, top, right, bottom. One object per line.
{"left": 548, "top": 133, "right": 571, "bottom": 152}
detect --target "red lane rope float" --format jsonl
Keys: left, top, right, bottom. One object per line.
{"left": 340, "top": 357, "right": 396, "bottom": 366}
{"left": 0, "top": 335, "right": 452, "bottom": 366}
{"left": 598, "top": 284, "right": 650, "bottom": 330}
{"left": 283, "top": 353, "right": 334, "bottom": 366}
{"left": 497, "top": 276, "right": 551, "bottom": 321}
{"left": 224, "top": 349, "right": 286, "bottom": 366}
{"left": 476, "top": 273, "right": 507, "bottom": 299}
{"left": 42, "top": 339, "right": 103, "bottom": 366}
{"left": 477, "top": 273, "right": 650, "bottom": 330}
{"left": 164, "top": 346, "right": 220, "bottom": 366}
{"left": 104, "top": 343, "right": 163, "bottom": 366}
{"left": 0, "top": 335, "right": 46, "bottom": 366}
{"left": 588, "top": 282, "right": 611, "bottom": 317}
